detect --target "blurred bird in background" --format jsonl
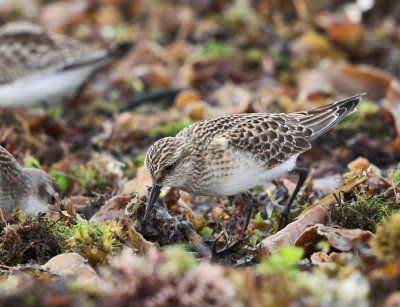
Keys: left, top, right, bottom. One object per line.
{"left": 0, "top": 22, "right": 133, "bottom": 106}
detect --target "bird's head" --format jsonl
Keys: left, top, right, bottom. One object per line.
{"left": 24, "top": 168, "right": 60, "bottom": 206}
{"left": 144, "top": 136, "right": 193, "bottom": 220}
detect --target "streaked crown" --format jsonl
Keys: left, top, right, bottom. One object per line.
{"left": 145, "top": 137, "right": 194, "bottom": 188}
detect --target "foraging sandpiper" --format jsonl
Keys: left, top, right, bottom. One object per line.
{"left": 0, "top": 22, "right": 132, "bottom": 106}
{"left": 144, "top": 95, "right": 363, "bottom": 230}
{"left": 0, "top": 145, "right": 60, "bottom": 216}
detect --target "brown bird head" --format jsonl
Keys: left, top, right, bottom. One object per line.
{"left": 144, "top": 136, "right": 194, "bottom": 220}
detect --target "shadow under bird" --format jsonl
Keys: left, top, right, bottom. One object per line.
{"left": 144, "top": 94, "right": 364, "bottom": 230}
{"left": 0, "top": 22, "right": 133, "bottom": 106}
{"left": 0, "top": 146, "right": 60, "bottom": 216}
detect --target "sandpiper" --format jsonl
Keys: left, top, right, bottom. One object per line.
{"left": 144, "top": 95, "right": 363, "bottom": 230}
{"left": 0, "top": 145, "right": 60, "bottom": 215}
{"left": 0, "top": 22, "right": 132, "bottom": 106}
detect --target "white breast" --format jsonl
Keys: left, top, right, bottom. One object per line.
{"left": 0, "top": 61, "right": 105, "bottom": 106}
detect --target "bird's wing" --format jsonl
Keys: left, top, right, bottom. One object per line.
{"left": 177, "top": 114, "right": 260, "bottom": 146}
{"left": 178, "top": 95, "right": 362, "bottom": 168}
{"left": 221, "top": 114, "right": 312, "bottom": 168}
{"left": 0, "top": 22, "right": 108, "bottom": 84}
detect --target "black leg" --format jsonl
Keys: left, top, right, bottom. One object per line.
{"left": 241, "top": 193, "right": 253, "bottom": 231}
{"left": 278, "top": 167, "right": 308, "bottom": 231}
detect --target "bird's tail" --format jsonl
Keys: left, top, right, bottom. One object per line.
{"left": 296, "top": 94, "right": 364, "bottom": 140}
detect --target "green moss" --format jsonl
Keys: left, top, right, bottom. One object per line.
{"left": 46, "top": 106, "right": 62, "bottom": 118}
{"left": 371, "top": 212, "right": 400, "bottom": 261}
{"left": 23, "top": 156, "right": 41, "bottom": 168}
{"left": 258, "top": 246, "right": 304, "bottom": 275}
{"left": 89, "top": 99, "right": 118, "bottom": 115}
{"left": 338, "top": 100, "right": 394, "bottom": 138}
{"left": 0, "top": 208, "right": 117, "bottom": 265}
{"left": 198, "top": 226, "right": 214, "bottom": 237}
{"left": 201, "top": 39, "right": 237, "bottom": 59}
{"left": 249, "top": 229, "right": 267, "bottom": 247}
{"left": 329, "top": 191, "right": 398, "bottom": 232}
{"left": 243, "top": 48, "right": 263, "bottom": 63}
{"left": 114, "top": 22, "right": 131, "bottom": 41}
{"left": 389, "top": 168, "right": 400, "bottom": 184}
{"left": 147, "top": 118, "right": 196, "bottom": 138}
{"left": 133, "top": 154, "right": 146, "bottom": 167}
{"left": 164, "top": 245, "right": 198, "bottom": 274}
{"left": 0, "top": 212, "right": 62, "bottom": 265}
{"left": 63, "top": 216, "right": 122, "bottom": 265}
{"left": 255, "top": 211, "right": 268, "bottom": 225}
{"left": 50, "top": 170, "right": 70, "bottom": 194}
{"left": 72, "top": 165, "right": 107, "bottom": 194}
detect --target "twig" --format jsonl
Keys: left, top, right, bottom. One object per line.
{"left": 0, "top": 207, "right": 7, "bottom": 228}
{"left": 0, "top": 264, "right": 13, "bottom": 270}
{"left": 121, "top": 88, "right": 185, "bottom": 111}
{"left": 113, "top": 232, "right": 135, "bottom": 249}
{"left": 297, "top": 176, "right": 368, "bottom": 218}
{"left": 212, "top": 231, "right": 243, "bottom": 257}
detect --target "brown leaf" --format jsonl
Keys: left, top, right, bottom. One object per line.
{"left": 310, "top": 251, "right": 332, "bottom": 266}
{"left": 290, "top": 31, "right": 344, "bottom": 59}
{"left": 299, "top": 63, "right": 400, "bottom": 143}
{"left": 90, "top": 195, "right": 132, "bottom": 223}
{"left": 43, "top": 253, "right": 100, "bottom": 286}
{"left": 326, "top": 19, "right": 365, "bottom": 43}
{"left": 383, "top": 291, "right": 400, "bottom": 307}
{"left": 299, "top": 63, "right": 392, "bottom": 101}
{"left": 257, "top": 206, "right": 327, "bottom": 260}
{"left": 383, "top": 79, "right": 400, "bottom": 148}
{"left": 122, "top": 167, "right": 152, "bottom": 195}
{"left": 39, "top": 0, "right": 93, "bottom": 31}
{"left": 295, "top": 224, "right": 373, "bottom": 257}
{"left": 347, "top": 157, "right": 381, "bottom": 176}
{"left": 212, "top": 83, "right": 252, "bottom": 114}
{"left": 117, "top": 215, "right": 158, "bottom": 254}
{"left": 174, "top": 90, "right": 202, "bottom": 109}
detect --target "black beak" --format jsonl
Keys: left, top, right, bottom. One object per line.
{"left": 143, "top": 184, "right": 162, "bottom": 221}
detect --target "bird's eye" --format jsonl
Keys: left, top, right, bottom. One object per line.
{"left": 164, "top": 164, "right": 175, "bottom": 172}
{"left": 50, "top": 195, "right": 56, "bottom": 204}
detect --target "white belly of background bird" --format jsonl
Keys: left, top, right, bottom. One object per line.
{"left": 0, "top": 22, "right": 132, "bottom": 106}
{"left": 144, "top": 94, "right": 364, "bottom": 230}
{"left": 0, "top": 62, "right": 104, "bottom": 106}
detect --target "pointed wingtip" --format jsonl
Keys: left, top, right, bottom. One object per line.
{"left": 350, "top": 92, "right": 367, "bottom": 102}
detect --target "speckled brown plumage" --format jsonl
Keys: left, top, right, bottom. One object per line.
{"left": 144, "top": 95, "right": 363, "bottom": 227}
{"left": 145, "top": 95, "right": 362, "bottom": 198}
{"left": 0, "top": 146, "right": 60, "bottom": 215}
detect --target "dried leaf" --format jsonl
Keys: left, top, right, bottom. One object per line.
{"left": 295, "top": 224, "right": 373, "bottom": 257}
{"left": 122, "top": 166, "right": 152, "bottom": 195}
{"left": 90, "top": 195, "right": 132, "bottom": 223}
{"left": 310, "top": 251, "right": 332, "bottom": 266}
{"left": 257, "top": 206, "right": 327, "bottom": 260}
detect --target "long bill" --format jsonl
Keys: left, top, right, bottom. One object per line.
{"left": 143, "top": 184, "right": 162, "bottom": 221}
